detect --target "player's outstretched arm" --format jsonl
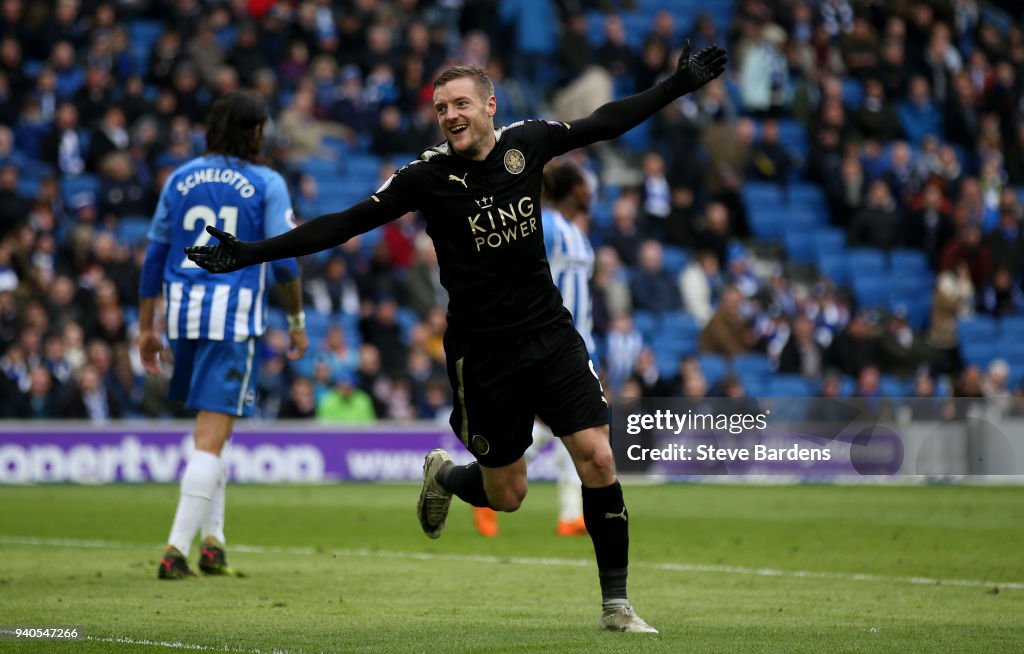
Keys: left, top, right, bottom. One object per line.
{"left": 562, "top": 40, "right": 727, "bottom": 150}
{"left": 185, "top": 198, "right": 399, "bottom": 273}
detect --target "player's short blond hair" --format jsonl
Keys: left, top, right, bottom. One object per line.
{"left": 433, "top": 65, "right": 495, "bottom": 100}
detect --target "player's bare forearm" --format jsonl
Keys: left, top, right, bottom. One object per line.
{"left": 186, "top": 198, "right": 399, "bottom": 273}
{"left": 138, "top": 296, "right": 158, "bottom": 334}
{"left": 564, "top": 41, "right": 727, "bottom": 149}
{"left": 276, "top": 277, "right": 304, "bottom": 318}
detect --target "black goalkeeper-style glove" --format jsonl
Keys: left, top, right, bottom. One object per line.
{"left": 662, "top": 40, "right": 728, "bottom": 98}
{"left": 185, "top": 225, "right": 262, "bottom": 273}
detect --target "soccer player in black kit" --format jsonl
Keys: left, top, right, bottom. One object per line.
{"left": 187, "top": 42, "right": 726, "bottom": 632}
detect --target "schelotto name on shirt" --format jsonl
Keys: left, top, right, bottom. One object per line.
{"left": 467, "top": 196, "right": 538, "bottom": 251}
{"left": 176, "top": 168, "right": 257, "bottom": 198}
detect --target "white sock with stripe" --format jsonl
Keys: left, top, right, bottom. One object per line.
{"left": 168, "top": 450, "right": 221, "bottom": 556}
{"left": 200, "top": 456, "right": 227, "bottom": 546}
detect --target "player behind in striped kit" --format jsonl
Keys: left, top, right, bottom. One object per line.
{"left": 138, "top": 91, "right": 308, "bottom": 579}
{"left": 473, "top": 160, "right": 595, "bottom": 538}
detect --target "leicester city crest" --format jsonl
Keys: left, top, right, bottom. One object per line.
{"left": 471, "top": 434, "right": 491, "bottom": 456}
{"left": 503, "top": 148, "right": 525, "bottom": 175}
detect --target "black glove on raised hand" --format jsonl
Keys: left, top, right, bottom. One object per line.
{"left": 185, "top": 226, "right": 261, "bottom": 273}
{"left": 662, "top": 40, "right": 728, "bottom": 98}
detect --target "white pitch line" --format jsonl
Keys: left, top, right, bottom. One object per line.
{"left": 0, "top": 630, "right": 297, "bottom": 654}
{"left": 1, "top": 535, "right": 1020, "bottom": 591}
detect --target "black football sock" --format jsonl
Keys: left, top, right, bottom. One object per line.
{"left": 437, "top": 461, "right": 491, "bottom": 508}
{"left": 582, "top": 481, "right": 629, "bottom": 603}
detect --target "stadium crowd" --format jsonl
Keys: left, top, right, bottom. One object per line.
{"left": 1, "top": 0, "right": 1024, "bottom": 422}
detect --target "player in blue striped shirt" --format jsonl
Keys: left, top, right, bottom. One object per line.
{"left": 473, "top": 160, "right": 597, "bottom": 538}
{"left": 138, "top": 92, "right": 308, "bottom": 579}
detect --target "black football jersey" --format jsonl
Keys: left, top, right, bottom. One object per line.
{"left": 369, "top": 120, "right": 577, "bottom": 337}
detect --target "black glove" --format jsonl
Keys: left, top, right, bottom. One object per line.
{"left": 185, "top": 226, "right": 260, "bottom": 273}
{"left": 668, "top": 40, "right": 728, "bottom": 97}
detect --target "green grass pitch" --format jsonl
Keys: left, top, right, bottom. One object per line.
{"left": 0, "top": 483, "right": 1022, "bottom": 653}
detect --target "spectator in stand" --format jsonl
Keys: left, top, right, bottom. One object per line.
{"left": 927, "top": 262, "right": 974, "bottom": 376}
{"left": 358, "top": 297, "right": 407, "bottom": 376}
{"left": 977, "top": 265, "right": 1021, "bottom": 316}
{"left": 899, "top": 75, "right": 943, "bottom": 146}
{"left": 778, "top": 315, "right": 824, "bottom": 379}
{"left": 596, "top": 15, "right": 636, "bottom": 82}
{"left": 42, "top": 101, "right": 85, "bottom": 176}
{"left": 699, "top": 285, "right": 751, "bottom": 357}
{"left": 591, "top": 247, "right": 632, "bottom": 337}
{"left": 605, "top": 192, "right": 643, "bottom": 267}
{"left": 841, "top": 17, "right": 880, "bottom": 81}
{"left": 679, "top": 250, "right": 721, "bottom": 328}
{"left": 693, "top": 201, "right": 732, "bottom": 267}
{"left": 747, "top": 118, "right": 797, "bottom": 184}
{"left": 638, "top": 152, "right": 671, "bottom": 239}
{"left": 605, "top": 313, "right": 644, "bottom": 393}
{"left": 275, "top": 88, "right": 353, "bottom": 163}
{"left": 315, "top": 369, "right": 376, "bottom": 423}
{"left": 904, "top": 182, "right": 955, "bottom": 268}
{"left": 738, "top": 21, "right": 789, "bottom": 118}
{"left": 279, "top": 376, "right": 316, "bottom": 419}
{"left": 939, "top": 223, "right": 992, "bottom": 289}
{"left": 56, "top": 362, "right": 122, "bottom": 420}
{"left": 97, "top": 152, "right": 154, "bottom": 221}
{"left": 879, "top": 307, "right": 931, "bottom": 378}
{"left": 827, "top": 310, "right": 881, "bottom": 378}
{"left": 848, "top": 179, "right": 904, "bottom": 250}
{"left": 854, "top": 78, "right": 902, "bottom": 142}
{"left": 630, "top": 240, "right": 682, "bottom": 314}
{"left": 987, "top": 194, "right": 1024, "bottom": 276}
{"left": 826, "top": 149, "right": 866, "bottom": 228}
{"left": 8, "top": 365, "right": 59, "bottom": 419}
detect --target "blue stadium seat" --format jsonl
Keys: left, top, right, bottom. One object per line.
{"left": 748, "top": 207, "right": 788, "bottom": 239}
{"left": 813, "top": 227, "right": 846, "bottom": 256}
{"left": 958, "top": 316, "right": 998, "bottom": 344}
{"left": 847, "top": 247, "right": 888, "bottom": 274}
{"left": 662, "top": 311, "right": 699, "bottom": 339}
{"left": 618, "top": 119, "right": 652, "bottom": 151}
{"left": 816, "top": 253, "right": 848, "bottom": 286}
{"left": 61, "top": 174, "right": 99, "bottom": 205}
{"left": 999, "top": 315, "right": 1024, "bottom": 337}
{"left": 841, "top": 78, "right": 864, "bottom": 108}
{"left": 742, "top": 182, "right": 785, "bottom": 209}
{"left": 632, "top": 310, "right": 660, "bottom": 342}
{"left": 661, "top": 245, "right": 688, "bottom": 277}
{"left": 302, "top": 156, "right": 341, "bottom": 175}
{"left": 396, "top": 307, "right": 419, "bottom": 344}
{"left": 889, "top": 248, "right": 930, "bottom": 274}
{"left": 880, "top": 375, "right": 908, "bottom": 397}
{"left": 344, "top": 155, "right": 384, "bottom": 182}
{"left": 784, "top": 229, "right": 816, "bottom": 264}
{"left": 896, "top": 296, "right": 932, "bottom": 331}
{"left": 960, "top": 340, "right": 996, "bottom": 367}
{"left": 115, "top": 216, "right": 152, "bottom": 245}
{"left": 733, "top": 353, "right": 774, "bottom": 380}
{"left": 769, "top": 374, "right": 815, "bottom": 397}
{"left": 786, "top": 183, "right": 827, "bottom": 212}
{"left": 851, "top": 274, "right": 889, "bottom": 309}
{"left": 698, "top": 353, "right": 729, "bottom": 385}
{"left": 776, "top": 119, "right": 809, "bottom": 157}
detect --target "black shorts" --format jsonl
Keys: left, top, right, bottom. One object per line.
{"left": 443, "top": 315, "right": 608, "bottom": 468}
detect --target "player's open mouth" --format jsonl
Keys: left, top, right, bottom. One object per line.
{"left": 449, "top": 125, "right": 468, "bottom": 136}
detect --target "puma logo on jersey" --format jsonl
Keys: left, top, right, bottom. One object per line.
{"left": 605, "top": 508, "right": 628, "bottom": 522}
{"left": 448, "top": 173, "right": 468, "bottom": 188}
